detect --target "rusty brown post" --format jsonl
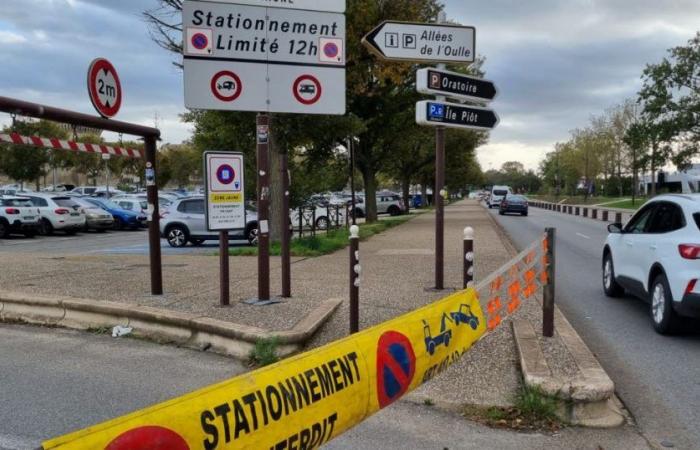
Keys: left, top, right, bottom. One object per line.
{"left": 256, "top": 113, "right": 270, "bottom": 301}
{"left": 349, "top": 225, "right": 360, "bottom": 334}
{"left": 543, "top": 227, "right": 556, "bottom": 337}
{"left": 463, "top": 227, "right": 474, "bottom": 289}
{"left": 219, "top": 231, "right": 230, "bottom": 306}
{"left": 603, "top": 210, "right": 609, "bottom": 221}
{"left": 592, "top": 209, "right": 598, "bottom": 220}
{"left": 615, "top": 212, "right": 623, "bottom": 224}
{"left": 281, "top": 150, "right": 291, "bottom": 298}
{"left": 144, "top": 136, "right": 163, "bottom": 296}
{"left": 583, "top": 207, "right": 588, "bottom": 217}
{"left": 435, "top": 126, "right": 446, "bottom": 290}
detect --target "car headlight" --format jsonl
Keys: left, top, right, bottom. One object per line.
{"left": 87, "top": 213, "right": 98, "bottom": 219}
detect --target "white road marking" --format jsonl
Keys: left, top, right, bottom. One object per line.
{"left": 576, "top": 232, "right": 591, "bottom": 240}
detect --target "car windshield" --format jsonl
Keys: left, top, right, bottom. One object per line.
{"left": 1, "top": 198, "right": 32, "bottom": 207}
{"left": 53, "top": 198, "right": 80, "bottom": 209}
{"left": 508, "top": 195, "right": 527, "bottom": 203}
{"left": 94, "top": 199, "right": 120, "bottom": 210}
{"left": 695, "top": 213, "right": 700, "bottom": 231}
{"left": 493, "top": 190, "right": 508, "bottom": 196}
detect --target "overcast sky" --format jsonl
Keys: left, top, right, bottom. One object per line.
{"left": 1, "top": 1, "right": 699, "bottom": 171}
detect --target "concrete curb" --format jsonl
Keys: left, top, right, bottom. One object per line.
{"left": 483, "top": 202, "right": 625, "bottom": 427}
{"left": 512, "top": 316, "right": 625, "bottom": 428}
{"left": 0, "top": 290, "right": 342, "bottom": 361}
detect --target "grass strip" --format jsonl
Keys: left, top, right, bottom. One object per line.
{"left": 228, "top": 215, "right": 415, "bottom": 257}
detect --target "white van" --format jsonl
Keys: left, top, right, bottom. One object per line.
{"left": 488, "top": 185, "right": 512, "bottom": 208}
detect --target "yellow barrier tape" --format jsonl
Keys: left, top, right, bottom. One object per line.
{"left": 42, "top": 289, "right": 485, "bottom": 450}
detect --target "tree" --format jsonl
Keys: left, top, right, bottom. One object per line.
{"left": 0, "top": 120, "right": 67, "bottom": 190}
{"left": 638, "top": 32, "right": 700, "bottom": 171}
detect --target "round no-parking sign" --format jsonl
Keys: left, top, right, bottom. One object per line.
{"left": 87, "top": 58, "right": 122, "bottom": 118}
{"left": 376, "top": 330, "right": 416, "bottom": 408}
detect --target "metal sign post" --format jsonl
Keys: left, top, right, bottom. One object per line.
{"left": 257, "top": 114, "right": 271, "bottom": 301}
{"left": 203, "top": 151, "right": 246, "bottom": 306}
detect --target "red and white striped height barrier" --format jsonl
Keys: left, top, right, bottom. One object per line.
{"left": 0, "top": 132, "right": 142, "bottom": 158}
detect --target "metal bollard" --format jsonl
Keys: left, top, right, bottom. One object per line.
{"left": 543, "top": 227, "right": 556, "bottom": 338}
{"left": 575, "top": 207, "right": 580, "bottom": 216}
{"left": 592, "top": 209, "right": 598, "bottom": 220}
{"left": 615, "top": 212, "right": 622, "bottom": 224}
{"left": 349, "top": 225, "right": 360, "bottom": 334}
{"left": 463, "top": 226, "right": 474, "bottom": 289}
{"left": 602, "top": 210, "right": 609, "bottom": 222}
{"left": 583, "top": 207, "right": 588, "bottom": 217}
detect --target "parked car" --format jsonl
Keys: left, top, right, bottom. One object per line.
{"left": 351, "top": 193, "right": 405, "bottom": 218}
{"left": 22, "top": 193, "right": 86, "bottom": 235}
{"left": 112, "top": 198, "right": 149, "bottom": 226}
{"left": 111, "top": 194, "right": 172, "bottom": 210}
{"left": 159, "top": 197, "right": 259, "bottom": 247}
{"left": 0, "top": 195, "right": 41, "bottom": 238}
{"left": 83, "top": 197, "right": 146, "bottom": 230}
{"left": 499, "top": 195, "right": 529, "bottom": 216}
{"left": 70, "top": 186, "right": 99, "bottom": 196}
{"left": 71, "top": 198, "right": 114, "bottom": 232}
{"left": 290, "top": 203, "right": 346, "bottom": 230}
{"left": 602, "top": 194, "right": 700, "bottom": 334}
{"left": 488, "top": 185, "right": 512, "bottom": 208}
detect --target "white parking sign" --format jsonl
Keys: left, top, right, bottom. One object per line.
{"left": 204, "top": 151, "right": 245, "bottom": 231}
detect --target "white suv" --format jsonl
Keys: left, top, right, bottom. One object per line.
{"left": 22, "top": 193, "right": 86, "bottom": 235}
{"left": 0, "top": 196, "right": 41, "bottom": 238}
{"left": 602, "top": 194, "right": 700, "bottom": 334}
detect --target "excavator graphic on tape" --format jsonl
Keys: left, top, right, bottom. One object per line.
{"left": 423, "top": 304, "right": 479, "bottom": 355}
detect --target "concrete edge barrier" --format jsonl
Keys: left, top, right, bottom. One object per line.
{"left": 528, "top": 200, "right": 635, "bottom": 224}
{"left": 0, "top": 290, "right": 343, "bottom": 361}
{"left": 512, "top": 319, "right": 625, "bottom": 428}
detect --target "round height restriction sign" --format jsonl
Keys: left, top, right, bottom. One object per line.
{"left": 293, "top": 74, "right": 322, "bottom": 105}
{"left": 87, "top": 58, "right": 122, "bottom": 118}
{"left": 211, "top": 70, "right": 242, "bottom": 102}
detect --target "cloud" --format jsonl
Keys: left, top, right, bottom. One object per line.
{"left": 446, "top": 0, "right": 700, "bottom": 169}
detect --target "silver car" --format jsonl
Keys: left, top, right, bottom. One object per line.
{"left": 159, "top": 197, "right": 259, "bottom": 247}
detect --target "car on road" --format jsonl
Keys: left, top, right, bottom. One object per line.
{"left": 488, "top": 185, "right": 512, "bottom": 208}
{"left": 0, "top": 196, "right": 41, "bottom": 238}
{"left": 71, "top": 198, "right": 114, "bottom": 232}
{"left": 83, "top": 197, "right": 146, "bottom": 230}
{"left": 602, "top": 194, "right": 700, "bottom": 334}
{"left": 159, "top": 196, "right": 259, "bottom": 247}
{"left": 22, "top": 193, "right": 86, "bottom": 235}
{"left": 499, "top": 194, "right": 529, "bottom": 216}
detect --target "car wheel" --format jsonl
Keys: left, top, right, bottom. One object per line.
{"left": 23, "top": 231, "right": 36, "bottom": 238}
{"left": 40, "top": 219, "right": 53, "bottom": 236}
{"left": 0, "top": 221, "right": 8, "bottom": 238}
{"left": 499, "top": 210, "right": 505, "bottom": 215}
{"left": 388, "top": 205, "right": 400, "bottom": 216}
{"left": 352, "top": 208, "right": 364, "bottom": 219}
{"left": 315, "top": 216, "right": 329, "bottom": 230}
{"left": 190, "top": 238, "right": 205, "bottom": 246}
{"left": 113, "top": 217, "right": 125, "bottom": 231}
{"left": 602, "top": 253, "right": 624, "bottom": 297}
{"left": 166, "top": 226, "right": 188, "bottom": 248}
{"left": 65, "top": 229, "right": 77, "bottom": 236}
{"left": 650, "top": 273, "right": 681, "bottom": 335}
{"left": 247, "top": 226, "right": 259, "bottom": 246}
{"left": 522, "top": 211, "right": 528, "bottom": 216}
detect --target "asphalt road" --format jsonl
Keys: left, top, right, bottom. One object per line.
{"left": 489, "top": 205, "right": 700, "bottom": 450}
{"left": 0, "top": 324, "right": 649, "bottom": 450}
{"left": 0, "top": 229, "right": 250, "bottom": 256}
